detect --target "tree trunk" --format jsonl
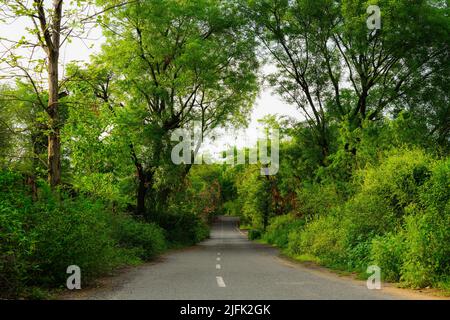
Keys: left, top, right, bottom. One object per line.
{"left": 47, "top": 50, "right": 61, "bottom": 188}
{"left": 36, "top": 0, "right": 63, "bottom": 189}
{"left": 136, "top": 170, "right": 147, "bottom": 215}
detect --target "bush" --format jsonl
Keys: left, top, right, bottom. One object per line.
{"left": 419, "top": 157, "right": 450, "bottom": 212}
{"left": 370, "top": 158, "right": 450, "bottom": 288}
{"left": 0, "top": 175, "right": 126, "bottom": 296}
{"left": 0, "top": 170, "right": 172, "bottom": 298}
{"left": 112, "top": 215, "right": 166, "bottom": 260}
{"left": 0, "top": 201, "right": 35, "bottom": 297}
{"left": 194, "top": 220, "right": 210, "bottom": 243}
{"left": 154, "top": 211, "right": 209, "bottom": 245}
{"left": 28, "top": 196, "right": 121, "bottom": 287}
{"left": 296, "top": 183, "right": 344, "bottom": 218}
{"left": 400, "top": 158, "right": 450, "bottom": 287}
{"left": 370, "top": 232, "right": 405, "bottom": 282}
{"left": 263, "top": 214, "right": 305, "bottom": 248}
{"left": 248, "top": 229, "right": 262, "bottom": 240}
{"left": 340, "top": 194, "right": 397, "bottom": 249}
{"left": 236, "top": 166, "right": 271, "bottom": 230}
{"left": 401, "top": 206, "right": 450, "bottom": 288}
{"left": 287, "top": 213, "right": 347, "bottom": 267}
{"left": 222, "top": 200, "right": 241, "bottom": 217}
{"left": 0, "top": 172, "right": 36, "bottom": 297}
{"left": 359, "top": 148, "right": 433, "bottom": 217}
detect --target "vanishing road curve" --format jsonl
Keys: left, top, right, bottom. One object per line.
{"left": 85, "top": 216, "right": 406, "bottom": 300}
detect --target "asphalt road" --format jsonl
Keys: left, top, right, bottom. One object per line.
{"left": 87, "top": 216, "right": 402, "bottom": 300}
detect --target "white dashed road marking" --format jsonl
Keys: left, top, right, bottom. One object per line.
{"left": 216, "top": 264, "right": 221, "bottom": 270}
{"left": 217, "top": 257, "right": 221, "bottom": 261}
{"left": 216, "top": 276, "right": 226, "bottom": 287}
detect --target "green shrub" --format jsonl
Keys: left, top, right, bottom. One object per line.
{"left": 418, "top": 157, "right": 450, "bottom": 212}
{"left": 236, "top": 166, "right": 271, "bottom": 230}
{"left": 263, "top": 214, "right": 305, "bottom": 248}
{"left": 29, "top": 196, "right": 122, "bottom": 287}
{"left": 288, "top": 214, "right": 347, "bottom": 267}
{"left": 193, "top": 220, "right": 210, "bottom": 243}
{"left": 360, "top": 148, "right": 433, "bottom": 216}
{"left": 368, "top": 157, "right": 450, "bottom": 287}
{"left": 347, "top": 239, "right": 373, "bottom": 271}
{"left": 248, "top": 229, "right": 262, "bottom": 240}
{"left": 0, "top": 171, "right": 36, "bottom": 297}
{"left": 401, "top": 207, "right": 450, "bottom": 288}
{"left": 0, "top": 201, "right": 35, "bottom": 297}
{"left": 340, "top": 194, "right": 398, "bottom": 249}
{"left": 296, "top": 183, "right": 344, "bottom": 218}
{"left": 399, "top": 159, "right": 449, "bottom": 288}
{"left": 0, "top": 170, "right": 171, "bottom": 297}
{"left": 283, "top": 150, "right": 446, "bottom": 282}
{"left": 370, "top": 232, "right": 405, "bottom": 282}
{"left": 154, "top": 211, "right": 209, "bottom": 245}
{"left": 112, "top": 215, "right": 167, "bottom": 260}
{"left": 222, "top": 200, "right": 241, "bottom": 217}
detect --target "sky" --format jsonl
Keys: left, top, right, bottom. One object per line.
{"left": 0, "top": 6, "right": 302, "bottom": 154}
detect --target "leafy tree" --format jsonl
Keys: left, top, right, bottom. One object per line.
{"left": 248, "top": 0, "right": 449, "bottom": 160}
{"left": 86, "top": 0, "right": 259, "bottom": 215}
{"left": 0, "top": 1, "right": 90, "bottom": 187}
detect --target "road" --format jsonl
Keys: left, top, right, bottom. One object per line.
{"left": 85, "top": 216, "right": 405, "bottom": 300}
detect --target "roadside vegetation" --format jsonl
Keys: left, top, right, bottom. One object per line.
{"left": 0, "top": 0, "right": 252, "bottom": 298}
{"left": 231, "top": 147, "right": 449, "bottom": 291}
{"left": 220, "top": 0, "right": 450, "bottom": 292}
{"left": 1, "top": 0, "right": 449, "bottom": 298}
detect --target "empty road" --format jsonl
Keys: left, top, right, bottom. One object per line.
{"left": 81, "top": 216, "right": 410, "bottom": 300}
{"left": 73, "top": 217, "right": 422, "bottom": 300}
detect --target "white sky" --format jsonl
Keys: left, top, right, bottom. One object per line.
{"left": 0, "top": 8, "right": 302, "bottom": 154}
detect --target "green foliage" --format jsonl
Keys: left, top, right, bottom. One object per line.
{"left": 236, "top": 166, "right": 272, "bottom": 230}
{"left": 222, "top": 200, "right": 241, "bottom": 217}
{"left": 287, "top": 214, "right": 347, "bottom": 267}
{"left": 1, "top": 0, "right": 449, "bottom": 298}
{"left": 262, "top": 214, "right": 305, "bottom": 248}
{"left": 296, "top": 183, "right": 344, "bottom": 219}
{"left": 241, "top": 145, "right": 440, "bottom": 274}
{"left": 112, "top": 215, "right": 166, "bottom": 260}
{"left": 271, "top": 149, "right": 449, "bottom": 288}
{"left": 0, "top": 199, "right": 35, "bottom": 297}
{"left": 29, "top": 196, "right": 120, "bottom": 286}
{"left": 153, "top": 211, "right": 209, "bottom": 246}
{"left": 358, "top": 149, "right": 433, "bottom": 216}
{"left": 248, "top": 229, "right": 262, "bottom": 240}
{"left": 0, "top": 171, "right": 173, "bottom": 298}
{"left": 340, "top": 194, "right": 397, "bottom": 251}
{"left": 399, "top": 159, "right": 450, "bottom": 287}
{"left": 370, "top": 233, "right": 405, "bottom": 282}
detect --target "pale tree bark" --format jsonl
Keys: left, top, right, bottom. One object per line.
{"left": 35, "top": 0, "right": 63, "bottom": 188}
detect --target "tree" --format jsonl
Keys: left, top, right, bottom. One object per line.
{"left": 0, "top": 0, "right": 131, "bottom": 188}
{"left": 248, "top": 0, "right": 449, "bottom": 159}
{"left": 0, "top": 0, "right": 72, "bottom": 187}
{"left": 68, "top": 0, "right": 259, "bottom": 215}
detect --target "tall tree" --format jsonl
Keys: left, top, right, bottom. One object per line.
{"left": 0, "top": 0, "right": 128, "bottom": 188}
{"left": 70, "top": 0, "right": 259, "bottom": 215}
{"left": 248, "top": 0, "right": 449, "bottom": 159}
{"left": 0, "top": 0, "right": 69, "bottom": 187}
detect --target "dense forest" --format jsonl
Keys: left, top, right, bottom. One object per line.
{"left": 0, "top": 0, "right": 449, "bottom": 298}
